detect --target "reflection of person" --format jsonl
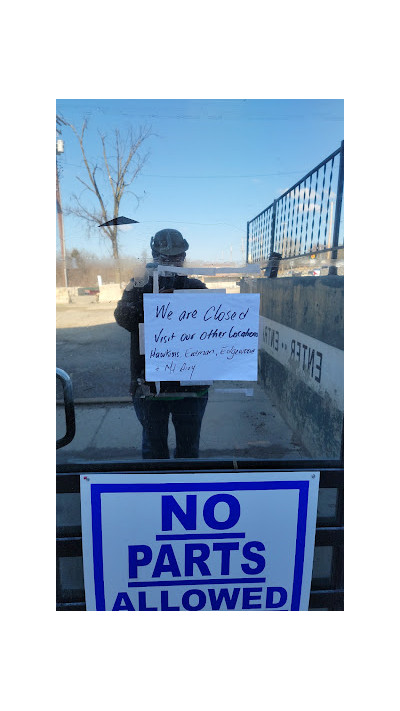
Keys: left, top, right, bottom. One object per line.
{"left": 114, "top": 228, "right": 209, "bottom": 459}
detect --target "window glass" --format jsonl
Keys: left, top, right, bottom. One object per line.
{"left": 56, "top": 99, "right": 344, "bottom": 466}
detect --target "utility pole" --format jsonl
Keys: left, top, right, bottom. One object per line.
{"left": 56, "top": 136, "right": 68, "bottom": 287}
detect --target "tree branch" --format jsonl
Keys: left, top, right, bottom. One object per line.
{"left": 76, "top": 176, "right": 97, "bottom": 195}
{"left": 100, "top": 132, "right": 116, "bottom": 201}
{"left": 60, "top": 115, "right": 153, "bottom": 264}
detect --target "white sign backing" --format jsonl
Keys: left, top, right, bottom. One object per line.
{"left": 81, "top": 471, "right": 319, "bottom": 611}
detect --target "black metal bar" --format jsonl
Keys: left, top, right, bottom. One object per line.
{"left": 330, "top": 542, "right": 344, "bottom": 590}
{"left": 56, "top": 596, "right": 343, "bottom": 612}
{"left": 278, "top": 147, "right": 341, "bottom": 203}
{"left": 248, "top": 202, "right": 274, "bottom": 226}
{"left": 57, "top": 587, "right": 344, "bottom": 610}
{"left": 57, "top": 469, "right": 343, "bottom": 503}
{"left": 331, "top": 140, "right": 344, "bottom": 260}
{"left": 56, "top": 555, "right": 62, "bottom": 605}
{"left": 56, "top": 602, "right": 86, "bottom": 611}
{"left": 56, "top": 473, "right": 81, "bottom": 494}
{"left": 309, "top": 590, "right": 344, "bottom": 610}
{"left": 340, "top": 421, "right": 344, "bottom": 468}
{"left": 56, "top": 368, "right": 76, "bottom": 449}
{"left": 57, "top": 572, "right": 344, "bottom": 608}
{"left": 315, "top": 527, "right": 344, "bottom": 546}
{"left": 56, "top": 537, "right": 83, "bottom": 557}
{"left": 246, "top": 221, "right": 249, "bottom": 263}
{"left": 56, "top": 519, "right": 343, "bottom": 543}
{"left": 336, "top": 475, "right": 344, "bottom": 523}
{"left": 57, "top": 460, "right": 343, "bottom": 475}
{"left": 269, "top": 200, "right": 277, "bottom": 257}
{"left": 57, "top": 588, "right": 86, "bottom": 605}
{"left": 318, "top": 469, "right": 344, "bottom": 488}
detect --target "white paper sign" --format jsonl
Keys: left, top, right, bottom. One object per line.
{"left": 80, "top": 471, "right": 319, "bottom": 611}
{"left": 143, "top": 293, "right": 260, "bottom": 382}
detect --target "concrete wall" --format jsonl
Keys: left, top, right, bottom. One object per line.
{"left": 56, "top": 287, "right": 72, "bottom": 303}
{"left": 57, "top": 284, "right": 123, "bottom": 304}
{"left": 203, "top": 277, "right": 240, "bottom": 293}
{"left": 98, "top": 283, "right": 123, "bottom": 302}
{"left": 241, "top": 275, "right": 344, "bottom": 459}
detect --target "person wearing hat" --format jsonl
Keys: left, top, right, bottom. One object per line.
{"left": 114, "top": 228, "right": 209, "bottom": 459}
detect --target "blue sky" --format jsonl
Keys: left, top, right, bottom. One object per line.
{"left": 56, "top": 99, "right": 343, "bottom": 263}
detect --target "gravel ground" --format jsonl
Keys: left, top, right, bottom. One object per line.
{"left": 56, "top": 298, "right": 310, "bottom": 460}
{"left": 57, "top": 299, "right": 132, "bottom": 398}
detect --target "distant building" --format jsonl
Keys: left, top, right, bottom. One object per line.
{"left": 198, "top": 274, "right": 240, "bottom": 293}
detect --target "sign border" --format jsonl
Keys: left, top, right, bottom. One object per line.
{"left": 88, "top": 479, "right": 311, "bottom": 611}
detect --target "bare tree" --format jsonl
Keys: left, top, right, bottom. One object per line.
{"left": 57, "top": 115, "right": 152, "bottom": 284}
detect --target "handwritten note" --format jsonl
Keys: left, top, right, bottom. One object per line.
{"left": 143, "top": 293, "right": 260, "bottom": 382}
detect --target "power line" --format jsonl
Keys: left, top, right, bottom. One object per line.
{"left": 61, "top": 161, "right": 308, "bottom": 180}
{"left": 141, "top": 171, "right": 307, "bottom": 179}
{"left": 138, "top": 221, "right": 244, "bottom": 230}
{"left": 56, "top": 104, "right": 343, "bottom": 123}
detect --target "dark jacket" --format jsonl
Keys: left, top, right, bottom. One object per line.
{"left": 114, "top": 274, "right": 208, "bottom": 395}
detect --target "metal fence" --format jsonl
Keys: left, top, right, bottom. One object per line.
{"left": 247, "top": 141, "right": 344, "bottom": 265}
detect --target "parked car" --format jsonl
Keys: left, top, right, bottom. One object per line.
{"left": 77, "top": 286, "right": 100, "bottom": 296}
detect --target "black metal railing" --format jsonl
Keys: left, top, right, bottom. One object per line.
{"left": 56, "top": 368, "right": 76, "bottom": 449}
{"left": 56, "top": 462, "right": 343, "bottom": 612}
{"left": 247, "top": 141, "right": 344, "bottom": 265}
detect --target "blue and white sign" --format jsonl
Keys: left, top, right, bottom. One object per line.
{"left": 80, "top": 471, "right": 319, "bottom": 611}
